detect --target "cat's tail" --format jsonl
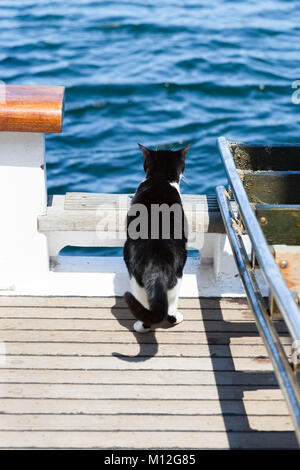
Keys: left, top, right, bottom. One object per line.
{"left": 124, "top": 276, "right": 168, "bottom": 327}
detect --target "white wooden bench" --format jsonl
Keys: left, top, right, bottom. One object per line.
{"left": 36, "top": 192, "right": 242, "bottom": 293}
{"left": 38, "top": 192, "right": 227, "bottom": 257}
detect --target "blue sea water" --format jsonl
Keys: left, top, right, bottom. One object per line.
{"left": 1, "top": 0, "right": 300, "bottom": 255}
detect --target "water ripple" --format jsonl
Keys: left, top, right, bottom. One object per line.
{"left": 1, "top": 0, "right": 300, "bottom": 202}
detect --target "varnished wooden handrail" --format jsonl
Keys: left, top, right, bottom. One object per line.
{"left": 0, "top": 85, "right": 65, "bottom": 133}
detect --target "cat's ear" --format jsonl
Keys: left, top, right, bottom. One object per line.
{"left": 180, "top": 144, "right": 190, "bottom": 160}
{"left": 138, "top": 143, "right": 151, "bottom": 159}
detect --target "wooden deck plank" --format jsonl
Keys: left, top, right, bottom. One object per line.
{"left": 0, "top": 355, "right": 276, "bottom": 371}
{"left": 0, "top": 306, "right": 255, "bottom": 321}
{"left": 0, "top": 318, "right": 288, "bottom": 334}
{"left": 0, "top": 398, "right": 290, "bottom": 415}
{"left": 0, "top": 384, "right": 285, "bottom": 400}
{"left": 0, "top": 414, "right": 293, "bottom": 432}
{"left": 0, "top": 330, "right": 290, "bottom": 344}
{"left": 0, "top": 296, "right": 296, "bottom": 449}
{"left": 0, "top": 369, "right": 279, "bottom": 386}
{"left": 0, "top": 430, "right": 296, "bottom": 449}
{"left": 0, "top": 296, "right": 248, "bottom": 309}
{"left": 0, "top": 342, "right": 289, "bottom": 358}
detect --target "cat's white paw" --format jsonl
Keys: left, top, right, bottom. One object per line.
{"left": 172, "top": 311, "right": 184, "bottom": 324}
{"left": 133, "top": 320, "right": 151, "bottom": 333}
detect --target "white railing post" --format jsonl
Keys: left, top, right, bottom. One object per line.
{"left": 0, "top": 132, "right": 49, "bottom": 288}
{"left": 0, "top": 85, "right": 65, "bottom": 290}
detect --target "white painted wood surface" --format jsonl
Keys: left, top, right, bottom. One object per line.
{"left": 0, "top": 132, "right": 49, "bottom": 291}
{"left": 0, "top": 255, "right": 253, "bottom": 297}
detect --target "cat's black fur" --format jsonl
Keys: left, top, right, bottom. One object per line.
{"left": 123, "top": 144, "right": 189, "bottom": 329}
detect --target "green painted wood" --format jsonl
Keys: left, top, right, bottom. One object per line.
{"left": 243, "top": 173, "right": 300, "bottom": 204}
{"left": 229, "top": 143, "right": 300, "bottom": 171}
{"left": 255, "top": 204, "right": 300, "bottom": 245}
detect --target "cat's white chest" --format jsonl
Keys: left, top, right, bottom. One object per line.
{"left": 169, "top": 181, "right": 181, "bottom": 194}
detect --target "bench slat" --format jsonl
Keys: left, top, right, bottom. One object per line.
{"left": 38, "top": 193, "right": 225, "bottom": 234}
{"left": 64, "top": 192, "right": 219, "bottom": 210}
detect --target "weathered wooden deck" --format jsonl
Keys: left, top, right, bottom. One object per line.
{"left": 0, "top": 296, "right": 297, "bottom": 449}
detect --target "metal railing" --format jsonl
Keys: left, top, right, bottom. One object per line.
{"left": 217, "top": 136, "right": 300, "bottom": 445}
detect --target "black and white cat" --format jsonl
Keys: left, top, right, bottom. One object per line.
{"left": 123, "top": 144, "right": 190, "bottom": 333}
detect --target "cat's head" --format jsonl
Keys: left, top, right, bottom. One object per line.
{"left": 138, "top": 144, "right": 190, "bottom": 182}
